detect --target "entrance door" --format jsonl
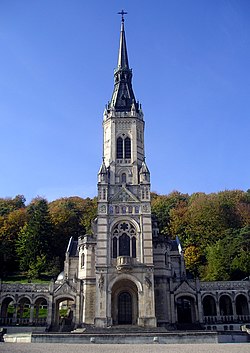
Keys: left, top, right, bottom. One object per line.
{"left": 118, "top": 292, "right": 132, "bottom": 325}
{"left": 177, "top": 297, "right": 192, "bottom": 323}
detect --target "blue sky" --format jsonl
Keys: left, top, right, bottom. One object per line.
{"left": 0, "top": 0, "right": 249, "bottom": 203}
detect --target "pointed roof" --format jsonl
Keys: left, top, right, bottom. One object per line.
{"left": 98, "top": 158, "right": 107, "bottom": 175}
{"left": 109, "top": 17, "right": 138, "bottom": 113}
{"left": 140, "top": 159, "right": 150, "bottom": 174}
{"left": 117, "top": 21, "right": 129, "bottom": 69}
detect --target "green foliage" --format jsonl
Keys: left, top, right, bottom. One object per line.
{"left": 0, "top": 190, "right": 249, "bottom": 282}
{"left": 184, "top": 245, "right": 204, "bottom": 277}
{"left": 0, "top": 195, "right": 26, "bottom": 216}
{"left": 151, "top": 191, "right": 189, "bottom": 235}
{"left": 48, "top": 196, "right": 97, "bottom": 267}
{"left": 153, "top": 189, "right": 250, "bottom": 280}
{"left": 204, "top": 227, "right": 250, "bottom": 281}
{"left": 16, "top": 198, "right": 54, "bottom": 278}
{"left": 0, "top": 203, "right": 27, "bottom": 276}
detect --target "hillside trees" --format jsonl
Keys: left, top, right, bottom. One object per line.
{"left": 0, "top": 190, "right": 249, "bottom": 281}
{"left": 0, "top": 196, "right": 27, "bottom": 277}
{"left": 169, "top": 190, "right": 250, "bottom": 279}
{"left": 16, "top": 198, "right": 54, "bottom": 279}
{"left": 48, "top": 196, "right": 97, "bottom": 267}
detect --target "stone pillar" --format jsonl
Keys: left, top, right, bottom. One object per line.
{"left": 197, "top": 292, "right": 203, "bottom": 323}
{"left": 46, "top": 296, "right": 53, "bottom": 327}
{"left": 216, "top": 298, "right": 220, "bottom": 321}
{"left": 74, "top": 293, "right": 81, "bottom": 326}
{"left": 29, "top": 304, "right": 34, "bottom": 324}
{"left": 13, "top": 303, "right": 18, "bottom": 324}
{"left": 247, "top": 298, "right": 250, "bottom": 319}
{"left": 232, "top": 298, "right": 237, "bottom": 321}
{"left": 170, "top": 292, "right": 176, "bottom": 323}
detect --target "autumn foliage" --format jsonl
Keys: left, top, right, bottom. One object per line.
{"left": 0, "top": 190, "right": 249, "bottom": 281}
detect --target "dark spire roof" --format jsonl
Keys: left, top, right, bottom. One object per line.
{"left": 109, "top": 17, "right": 138, "bottom": 113}
{"left": 117, "top": 20, "right": 129, "bottom": 69}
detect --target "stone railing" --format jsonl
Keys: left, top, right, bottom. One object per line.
{"left": 0, "top": 316, "right": 47, "bottom": 326}
{"left": 204, "top": 315, "right": 250, "bottom": 324}
{"left": 116, "top": 256, "right": 133, "bottom": 271}
{"left": 0, "top": 283, "right": 50, "bottom": 293}
{"left": 200, "top": 281, "right": 250, "bottom": 291}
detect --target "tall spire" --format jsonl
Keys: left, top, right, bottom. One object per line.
{"left": 117, "top": 19, "right": 129, "bottom": 69}
{"left": 109, "top": 12, "right": 138, "bottom": 113}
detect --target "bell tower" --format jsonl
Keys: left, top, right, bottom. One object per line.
{"left": 95, "top": 13, "right": 156, "bottom": 328}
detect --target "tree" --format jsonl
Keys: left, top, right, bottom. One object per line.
{"left": 49, "top": 196, "right": 97, "bottom": 268}
{"left": 184, "top": 245, "right": 203, "bottom": 278}
{"left": 16, "top": 198, "right": 54, "bottom": 278}
{"left": 204, "top": 228, "right": 250, "bottom": 281}
{"left": 151, "top": 191, "right": 189, "bottom": 235}
{"left": 0, "top": 195, "right": 26, "bottom": 216}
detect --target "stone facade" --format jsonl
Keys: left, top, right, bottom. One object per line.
{"left": 0, "top": 18, "right": 250, "bottom": 332}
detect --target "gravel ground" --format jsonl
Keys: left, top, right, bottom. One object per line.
{"left": 0, "top": 343, "right": 249, "bottom": 353}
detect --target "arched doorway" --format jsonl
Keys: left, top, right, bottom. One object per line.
{"left": 111, "top": 279, "right": 138, "bottom": 325}
{"left": 236, "top": 294, "right": 249, "bottom": 316}
{"left": 54, "top": 297, "right": 75, "bottom": 329}
{"left": 17, "top": 297, "right": 31, "bottom": 324}
{"left": 34, "top": 298, "right": 48, "bottom": 326}
{"left": 118, "top": 292, "right": 132, "bottom": 324}
{"left": 0, "top": 297, "right": 15, "bottom": 325}
{"left": 219, "top": 295, "right": 233, "bottom": 316}
{"left": 203, "top": 295, "right": 216, "bottom": 316}
{"left": 177, "top": 296, "right": 196, "bottom": 324}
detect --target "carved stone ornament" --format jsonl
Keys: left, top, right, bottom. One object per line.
{"left": 145, "top": 276, "right": 152, "bottom": 289}
{"left": 142, "top": 204, "right": 149, "bottom": 212}
{"left": 54, "top": 281, "right": 77, "bottom": 294}
{"left": 175, "top": 280, "right": 196, "bottom": 294}
{"left": 99, "top": 274, "right": 104, "bottom": 291}
{"left": 99, "top": 205, "right": 106, "bottom": 213}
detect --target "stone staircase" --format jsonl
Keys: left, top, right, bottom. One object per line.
{"left": 73, "top": 325, "right": 169, "bottom": 335}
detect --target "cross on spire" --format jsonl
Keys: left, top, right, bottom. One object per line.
{"left": 118, "top": 10, "right": 127, "bottom": 22}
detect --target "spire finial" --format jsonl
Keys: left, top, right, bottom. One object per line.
{"left": 118, "top": 10, "right": 127, "bottom": 22}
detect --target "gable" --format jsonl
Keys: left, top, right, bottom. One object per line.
{"left": 54, "top": 281, "right": 77, "bottom": 296}
{"left": 110, "top": 186, "right": 139, "bottom": 203}
{"left": 174, "top": 280, "right": 196, "bottom": 294}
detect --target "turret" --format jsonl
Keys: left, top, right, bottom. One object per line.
{"left": 98, "top": 158, "right": 108, "bottom": 184}
{"left": 139, "top": 159, "right": 150, "bottom": 183}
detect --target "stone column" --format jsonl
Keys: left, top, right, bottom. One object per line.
{"left": 46, "top": 296, "right": 53, "bottom": 327}
{"left": 74, "top": 293, "right": 81, "bottom": 326}
{"left": 29, "top": 304, "right": 34, "bottom": 324}
{"left": 13, "top": 303, "right": 18, "bottom": 324}
{"left": 232, "top": 298, "right": 237, "bottom": 321}
{"left": 197, "top": 292, "right": 203, "bottom": 323}
{"left": 170, "top": 292, "right": 176, "bottom": 324}
{"left": 216, "top": 298, "right": 220, "bottom": 322}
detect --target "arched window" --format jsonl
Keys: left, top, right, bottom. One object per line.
{"left": 125, "top": 137, "right": 131, "bottom": 158}
{"left": 203, "top": 295, "right": 216, "bottom": 316}
{"left": 236, "top": 294, "right": 249, "bottom": 315}
{"left": 132, "top": 237, "right": 136, "bottom": 258}
{"left": 119, "top": 233, "right": 130, "bottom": 256}
{"left": 112, "top": 222, "right": 137, "bottom": 259}
{"left": 81, "top": 253, "right": 85, "bottom": 268}
{"left": 121, "top": 173, "right": 126, "bottom": 183}
{"left": 219, "top": 295, "right": 233, "bottom": 316}
{"left": 116, "top": 137, "right": 123, "bottom": 159}
{"left": 113, "top": 237, "right": 118, "bottom": 258}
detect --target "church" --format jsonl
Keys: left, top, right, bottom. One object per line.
{"left": 0, "top": 15, "right": 249, "bottom": 333}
